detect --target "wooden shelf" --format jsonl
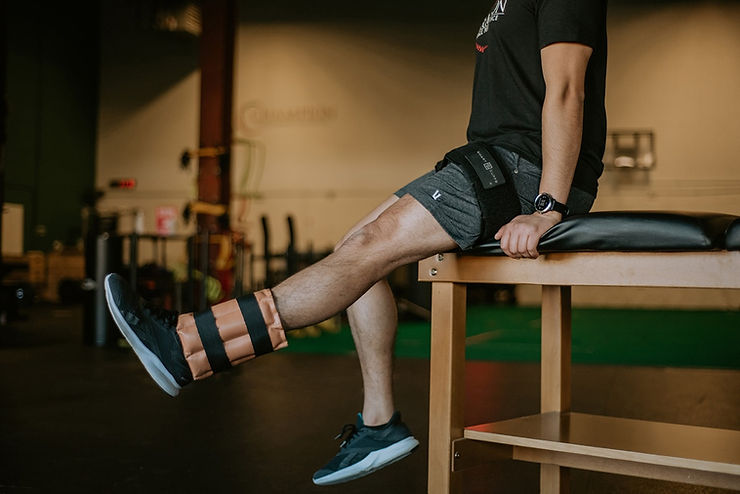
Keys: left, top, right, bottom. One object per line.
{"left": 463, "top": 412, "right": 740, "bottom": 489}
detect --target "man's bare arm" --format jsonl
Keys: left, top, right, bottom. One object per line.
{"left": 539, "top": 42, "right": 593, "bottom": 209}
{"left": 495, "top": 42, "right": 593, "bottom": 259}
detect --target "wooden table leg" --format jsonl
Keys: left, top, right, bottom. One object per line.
{"left": 540, "top": 285, "right": 572, "bottom": 493}
{"left": 428, "top": 282, "right": 467, "bottom": 494}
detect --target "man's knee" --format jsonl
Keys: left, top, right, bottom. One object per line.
{"left": 338, "top": 221, "right": 384, "bottom": 253}
{"left": 334, "top": 195, "right": 401, "bottom": 253}
{"left": 333, "top": 236, "right": 347, "bottom": 253}
{"left": 335, "top": 218, "right": 404, "bottom": 266}
{"left": 334, "top": 229, "right": 356, "bottom": 253}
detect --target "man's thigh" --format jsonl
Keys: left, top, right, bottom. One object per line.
{"left": 394, "top": 164, "right": 483, "bottom": 250}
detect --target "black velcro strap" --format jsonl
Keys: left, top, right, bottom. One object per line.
{"left": 194, "top": 310, "right": 232, "bottom": 373}
{"left": 436, "top": 142, "right": 521, "bottom": 243}
{"left": 236, "top": 294, "right": 274, "bottom": 356}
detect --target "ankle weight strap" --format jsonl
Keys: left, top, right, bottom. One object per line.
{"left": 176, "top": 289, "right": 288, "bottom": 380}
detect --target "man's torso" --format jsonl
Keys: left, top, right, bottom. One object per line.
{"left": 466, "top": 0, "right": 608, "bottom": 195}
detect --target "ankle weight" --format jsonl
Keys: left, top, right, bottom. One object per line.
{"left": 176, "top": 289, "right": 288, "bottom": 380}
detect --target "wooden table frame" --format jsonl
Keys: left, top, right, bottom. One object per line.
{"left": 419, "top": 251, "right": 740, "bottom": 493}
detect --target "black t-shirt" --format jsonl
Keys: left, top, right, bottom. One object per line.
{"left": 466, "top": 0, "right": 608, "bottom": 196}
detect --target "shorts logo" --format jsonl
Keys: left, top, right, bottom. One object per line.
{"left": 432, "top": 190, "right": 442, "bottom": 201}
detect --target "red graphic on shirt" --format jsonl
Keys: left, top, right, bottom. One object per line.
{"left": 476, "top": 43, "right": 489, "bottom": 53}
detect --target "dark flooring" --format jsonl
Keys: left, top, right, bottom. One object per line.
{"left": 1, "top": 305, "right": 739, "bottom": 493}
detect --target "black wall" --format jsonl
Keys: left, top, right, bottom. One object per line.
{"left": 4, "top": 1, "right": 99, "bottom": 252}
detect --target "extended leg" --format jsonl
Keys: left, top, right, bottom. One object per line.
{"left": 107, "top": 194, "right": 456, "bottom": 395}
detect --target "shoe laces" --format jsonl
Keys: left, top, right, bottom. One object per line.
{"left": 142, "top": 302, "right": 179, "bottom": 328}
{"left": 334, "top": 423, "right": 358, "bottom": 449}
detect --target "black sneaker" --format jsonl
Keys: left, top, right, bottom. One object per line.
{"left": 104, "top": 273, "right": 192, "bottom": 396}
{"left": 312, "top": 411, "right": 419, "bottom": 486}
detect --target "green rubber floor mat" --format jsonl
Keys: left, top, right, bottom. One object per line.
{"left": 283, "top": 307, "right": 740, "bottom": 369}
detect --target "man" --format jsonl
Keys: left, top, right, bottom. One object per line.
{"left": 105, "top": 0, "right": 607, "bottom": 486}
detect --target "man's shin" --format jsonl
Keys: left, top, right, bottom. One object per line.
{"left": 176, "top": 289, "right": 288, "bottom": 380}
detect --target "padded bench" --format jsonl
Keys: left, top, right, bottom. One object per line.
{"left": 418, "top": 212, "right": 740, "bottom": 493}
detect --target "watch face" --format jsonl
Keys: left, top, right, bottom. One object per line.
{"left": 535, "top": 193, "right": 552, "bottom": 212}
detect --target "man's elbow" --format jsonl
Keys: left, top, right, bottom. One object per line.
{"left": 547, "top": 82, "right": 586, "bottom": 106}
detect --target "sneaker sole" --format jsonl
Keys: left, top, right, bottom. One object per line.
{"left": 104, "top": 274, "right": 182, "bottom": 397}
{"left": 312, "top": 435, "right": 419, "bottom": 486}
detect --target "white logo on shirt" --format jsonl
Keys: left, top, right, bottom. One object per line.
{"left": 477, "top": 0, "right": 508, "bottom": 37}
{"left": 432, "top": 190, "right": 442, "bottom": 201}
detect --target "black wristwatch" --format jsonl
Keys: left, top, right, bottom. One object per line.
{"left": 534, "top": 192, "right": 569, "bottom": 216}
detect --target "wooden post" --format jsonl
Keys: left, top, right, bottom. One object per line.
{"left": 195, "top": 0, "right": 235, "bottom": 304}
{"left": 428, "top": 282, "right": 467, "bottom": 494}
{"left": 198, "top": 0, "right": 235, "bottom": 228}
{"left": 540, "top": 285, "right": 572, "bottom": 492}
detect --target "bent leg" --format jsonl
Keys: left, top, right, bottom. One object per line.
{"left": 334, "top": 195, "right": 401, "bottom": 426}
{"left": 347, "top": 282, "right": 397, "bottom": 425}
{"left": 274, "top": 193, "right": 456, "bottom": 424}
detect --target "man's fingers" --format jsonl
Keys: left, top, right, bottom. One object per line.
{"left": 516, "top": 233, "right": 529, "bottom": 257}
{"left": 496, "top": 214, "right": 558, "bottom": 259}
{"left": 495, "top": 224, "right": 508, "bottom": 249}
{"left": 499, "top": 230, "right": 511, "bottom": 256}
{"left": 527, "top": 235, "right": 539, "bottom": 259}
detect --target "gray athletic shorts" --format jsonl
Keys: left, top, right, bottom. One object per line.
{"left": 395, "top": 146, "right": 595, "bottom": 250}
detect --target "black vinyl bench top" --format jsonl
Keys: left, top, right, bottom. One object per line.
{"left": 466, "top": 211, "right": 740, "bottom": 256}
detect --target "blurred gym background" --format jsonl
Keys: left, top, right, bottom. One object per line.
{"left": 0, "top": 1, "right": 738, "bottom": 493}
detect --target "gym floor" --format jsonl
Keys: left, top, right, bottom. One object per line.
{"left": 1, "top": 305, "right": 739, "bottom": 493}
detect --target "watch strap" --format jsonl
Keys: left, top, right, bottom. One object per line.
{"left": 550, "top": 199, "right": 569, "bottom": 216}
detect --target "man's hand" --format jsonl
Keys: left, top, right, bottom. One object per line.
{"left": 494, "top": 212, "right": 561, "bottom": 259}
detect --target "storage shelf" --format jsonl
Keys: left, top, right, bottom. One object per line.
{"left": 465, "top": 412, "right": 740, "bottom": 476}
